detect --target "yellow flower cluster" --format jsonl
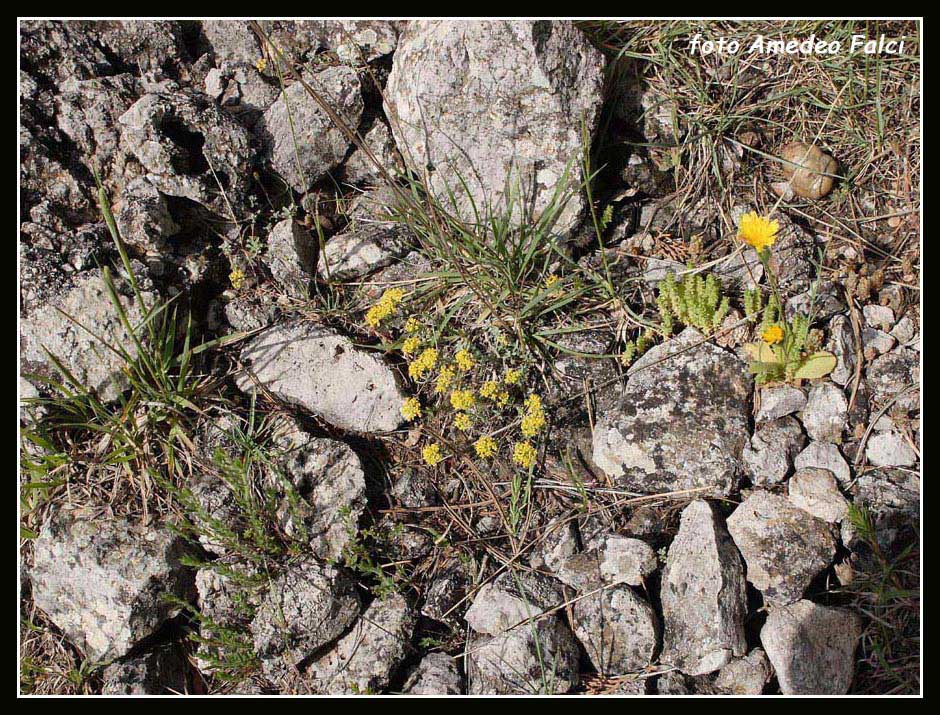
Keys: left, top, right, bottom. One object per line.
{"left": 402, "top": 336, "right": 421, "bottom": 356}
{"left": 422, "top": 443, "right": 443, "bottom": 466}
{"left": 366, "top": 288, "right": 407, "bottom": 328}
{"left": 435, "top": 365, "right": 455, "bottom": 394}
{"left": 762, "top": 325, "right": 784, "bottom": 345}
{"left": 479, "top": 380, "right": 499, "bottom": 400}
{"left": 404, "top": 317, "right": 421, "bottom": 334}
{"left": 455, "top": 349, "right": 475, "bottom": 371}
{"left": 520, "top": 393, "right": 546, "bottom": 438}
{"left": 229, "top": 267, "right": 245, "bottom": 290}
{"left": 454, "top": 412, "right": 472, "bottom": 431}
{"left": 255, "top": 57, "right": 267, "bottom": 72}
{"left": 474, "top": 435, "right": 497, "bottom": 459}
{"left": 504, "top": 368, "right": 522, "bottom": 385}
{"left": 400, "top": 397, "right": 422, "bottom": 421}
{"left": 544, "top": 274, "right": 560, "bottom": 288}
{"left": 450, "top": 389, "right": 475, "bottom": 411}
{"left": 737, "top": 212, "right": 779, "bottom": 253}
{"left": 513, "top": 441, "right": 537, "bottom": 469}
{"left": 408, "top": 347, "right": 438, "bottom": 380}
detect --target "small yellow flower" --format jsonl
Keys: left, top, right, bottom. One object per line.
{"left": 365, "top": 287, "right": 407, "bottom": 328}
{"left": 408, "top": 348, "right": 438, "bottom": 380}
{"left": 512, "top": 441, "right": 537, "bottom": 469}
{"left": 479, "top": 380, "right": 500, "bottom": 400}
{"left": 504, "top": 368, "right": 522, "bottom": 385}
{"left": 454, "top": 412, "right": 472, "bottom": 431}
{"left": 435, "top": 366, "right": 455, "bottom": 395}
{"left": 521, "top": 411, "right": 546, "bottom": 438}
{"left": 422, "top": 443, "right": 444, "bottom": 467}
{"left": 474, "top": 435, "right": 498, "bottom": 459}
{"left": 762, "top": 324, "right": 784, "bottom": 345}
{"left": 496, "top": 390, "right": 510, "bottom": 407}
{"left": 524, "top": 394, "right": 543, "bottom": 414}
{"left": 544, "top": 273, "right": 560, "bottom": 288}
{"left": 455, "top": 348, "right": 475, "bottom": 371}
{"left": 402, "top": 336, "right": 421, "bottom": 356}
{"left": 450, "top": 389, "right": 476, "bottom": 411}
{"left": 229, "top": 267, "right": 245, "bottom": 290}
{"left": 737, "top": 211, "right": 779, "bottom": 252}
{"left": 400, "top": 397, "right": 422, "bottom": 421}
{"left": 255, "top": 57, "right": 267, "bottom": 72}
{"left": 404, "top": 317, "right": 421, "bottom": 334}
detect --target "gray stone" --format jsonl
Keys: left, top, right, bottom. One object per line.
{"left": 827, "top": 314, "right": 858, "bottom": 387}
{"left": 118, "top": 90, "right": 254, "bottom": 216}
{"left": 661, "top": 500, "right": 747, "bottom": 675}
{"left": 101, "top": 645, "right": 188, "bottom": 695}
{"left": 318, "top": 218, "right": 411, "bottom": 282}
{"left": 202, "top": 20, "right": 262, "bottom": 65}
{"left": 788, "top": 468, "right": 849, "bottom": 523}
{"left": 258, "top": 20, "right": 398, "bottom": 65}
{"left": 890, "top": 316, "right": 916, "bottom": 344}
{"left": 712, "top": 648, "right": 773, "bottom": 695}
{"left": 402, "top": 652, "right": 463, "bottom": 694}
{"left": 260, "top": 66, "right": 363, "bottom": 193}
{"left": 763, "top": 216, "right": 816, "bottom": 295}
{"left": 384, "top": 20, "right": 605, "bottom": 236}
{"left": 556, "top": 535, "right": 657, "bottom": 589}
{"left": 786, "top": 281, "right": 845, "bottom": 323}
{"left": 306, "top": 593, "right": 415, "bottom": 694}
{"left": 656, "top": 670, "right": 691, "bottom": 694}
{"left": 422, "top": 565, "right": 469, "bottom": 622}
{"left": 853, "top": 468, "right": 919, "bottom": 516}
{"left": 20, "top": 270, "right": 158, "bottom": 402}
{"left": 529, "top": 519, "right": 579, "bottom": 574}
{"left": 743, "top": 416, "right": 806, "bottom": 486}
{"left": 571, "top": 584, "right": 660, "bottom": 675}
{"left": 237, "top": 321, "right": 406, "bottom": 433}
{"left": 755, "top": 384, "right": 807, "bottom": 423}
{"left": 862, "top": 327, "right": 896, "bottom": 357}
{"left": 592, "top": 328, "right": 751, "bottom": 497}
{"left": 467, "top": 616, "right": 580, "bottom": 694}
{"left": 727, "top": 491, "right": 837, "bottom": 604}
{"left": 263, "top": 218, "right": 317, "bottom": 296}
{"left": 344, "top": 122, "right": 403, "bottom": 185}
{"left": 114, "top": 176, "right": 180, "bottom": 255}
{"left": 465, "top": 570, "right": 564, "bottom": 635}
{"left": 270, "top": 418, "right": 367, "bottom": 561}
{"left": 867, "top": 348, "right": 919, "bottom": 409}
{"left": 794, "top": 441, "right": 851, "bottom": 487}
{"left": 250, "top": 559, "right": 360, "bottom": 678}
{"left": 863, "top": 304, "right": 895, "bottom": 332}
{"left": 30, "top": 511, "right": 194, "bottom": 663}
{"left": 714, "top": 246, "right": 764, "bottom": 291}
{"left": 760, "top": 600, "right": 862, "bottom": 694}
{"left": 866, "top": 431, "right": 918, "bottom": 468}
{"left": 799, "top": 382, "right": 847, "bottom": 443}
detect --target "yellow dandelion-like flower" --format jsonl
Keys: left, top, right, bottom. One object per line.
{"left": 400, "top": 397, "right": 422, "bottom": 421}
{"left": 496, "top": 390, "right": 510, "bottom": 407}
{"left": 737, "top": 211, "right": 779, "bottom": 252}
{"left": 455, "top": 348, "right": 475, "bottom": 371}
{"left": 512, "top": 441, "right": 537, "bottom": 469}
{"left": 435, "top": 366, "right": 455, "bottom": 395}
{"left": 450, "top": 389, "right": 476, "bottom": 412}
{"left": 479, "top": 380, "right": 500, "bottom": 400}
{"left": 404, "top": 317, "right": 421, "bottom": 334}
{"left": 408, "top": 348, "right": 438, "bottom": 380}
{"left": 229, "top": 267, "right": 245, "bottom": 290}
{"left": 762, "top": 324, "right": 784, "bottom": 345}
{"left": 474, "top": 435, "right": 497, "bottom": 459}
{"left": 255, "top": 57, "right": 267, "bottom": 72}
{"left": 454, "top": 412, "right": 472, "bottom": 431}
{"left": 504, "top": 368, "right": 522, "bottom": 385}
{"left": 402, "top": 336, "right": 421, "bottom": 356}
{"left": 544, "top": 274, "right": 560, "bottom": 288}
{"left": 422, "top": 443, "right": 444, "bottom": 467}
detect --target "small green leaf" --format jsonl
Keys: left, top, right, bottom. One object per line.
{"left": 794, "top": 351, "right": 837, "bottom": 379}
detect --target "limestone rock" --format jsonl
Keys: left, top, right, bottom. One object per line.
{"left": 237, "top": 321, "right": 406, "bottom": 433}
{"left": 712, "top": 648, "right": 773, "bottom": 695}
{"left": 402, "top": 652, "right": 463, "bottom": 694}
{"left": 788, "top": 468, "right": 849, "bottom": 523}
{"left": 727, "top": 491, "right": 837, "bottom": 604}
{"left": 571, "top": 584, "right": 660, "bottom": 675}
{"left": 263, "top": 218, "right": 317, "bottom": 296}
{"left": 755, "top": 385, "right": 807, "bottom": 423}
{"left": 101, "top": 644, "right": 189, "bottom": 695}
{"left": 742, "top": 416, "right": 806, "bottom": 486}
{"left": 799, "top": 382, "right": 847, "bottom": 443}
{"left": 661, "top": 500, "right": 747, "bottom": 675}
{"left": 465, "top": 570, "right": 564, "bottom": 636}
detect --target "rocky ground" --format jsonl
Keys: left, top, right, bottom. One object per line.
{"left": 19, "top": 20, "right": 920, "bottom": 695}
